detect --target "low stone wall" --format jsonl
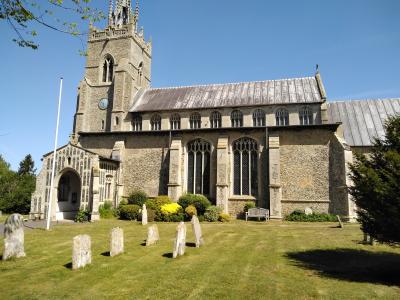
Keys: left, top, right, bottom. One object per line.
{"left": 228, "top": 197, "right": 256, "bottom": 218}
{"left": 281, "top": 201, "right": 330, "bottom": 217}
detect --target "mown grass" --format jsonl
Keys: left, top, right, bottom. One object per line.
{"left": 1, "top": 220, "right": 400, "bottom": 299}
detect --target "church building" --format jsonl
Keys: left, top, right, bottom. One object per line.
{"left": 30, "top": 1, "right": 400, "bottom": 221}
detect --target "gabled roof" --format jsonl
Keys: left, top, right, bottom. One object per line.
{"left": 327, "top": 99, "right": 400, "bottom": 147}
{"left": 130, "top": 76, "right": 323, "bottom": 112}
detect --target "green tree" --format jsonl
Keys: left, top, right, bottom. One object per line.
{"left": 349, "top": 115, "right": 400, "bottom": 245}
{"left": 18, "top": 154, "right": 36, "bottom": 175}
{"left": 0, "top": 0, "right": 105, "bottom": 50}
{"left": 0, "top": 154, "right": 36, "bottom": 214}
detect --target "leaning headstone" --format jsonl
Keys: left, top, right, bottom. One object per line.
{"left": 304, "top": 207, "right": 313, "bottom": 215}
{"left": 142, "top": 204, "right": 148, "bottom": 226}
{"left": 2, "top": 214, "right": 26, "bottom": 260}
{"left": 146, "top": 224, "right": 160, "bottom": 246}
{"left": 72, "top": 234, "right": 92, "bottom": 270}
{"left": 336, "top": 215, "right": 344, "bottom": 228}
{"left": 173, "top": 222, "right": 186, "bottom": 258}
{"left": 110, "top": 227, "right": 124, "bottom": 257}
{"left": 191, "top": 215, "right": 204, "bottom": 248}
{"left": 0, "top": 210, "right": 2, "bottom": 217}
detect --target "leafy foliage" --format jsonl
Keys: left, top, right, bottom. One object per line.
{"left": 178, "top": 193, "right": 211, "bottom": 215}
{"left": 218, "top": 213, "right": 231, "bottom": 222}
{"left": 204, "top": 205, "right": 223, "bottom": 222}
{"left": 0, "top": 0, "right": 105, "bottom": 51}
{"left": 0, "top": 154, "right": 36, "bottom": 214}
{"left": 99, "top": 201, "right": 115, "bottom": 219}
{"left": 127, "top": 190, "right": 148, "bottom": 206}
{"left": 243, "top": 201, "right": 256, "bottom": 212}
{"left": 75, "top": 209, "right": 90, "bottom": 222}
{"left": 185, "top": 205, "right": 197, "bottom": 219}
{"left": 119, "top": 204, "right": 141, "bottom": 221}
{"left": 349, "top": 115, "right": 400, "bottom": 245}
{"left": 285, "top": 210, "right": 338, "bottom": 222}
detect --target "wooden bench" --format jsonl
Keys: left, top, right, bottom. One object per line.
{"left": 246, "top": 208, "right": 270, "bottom": 221}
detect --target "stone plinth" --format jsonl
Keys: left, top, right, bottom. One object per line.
{"left": 110, "top": 227, "right": 124, "bottom": 257}
{"left": 2, "top": 214, "right": 26, "bottom": 261}
{"left": 72, "top": 234, "right": 92, "bottom": 270}
{"left": 173, "top": 222, "right": 186, "bottom": 258}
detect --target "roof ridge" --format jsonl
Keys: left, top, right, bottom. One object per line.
{"left": 147, "top": 76, "right": 317, "bottom": 91}
{"left": 329, "top": 98, "right": 400, "bottom": 104}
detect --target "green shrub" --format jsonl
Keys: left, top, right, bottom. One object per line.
{"left": 127, "top": 190, "right": 148, "bottom": 206}
{"left": 178, "top": 193, "right": 211, "bottom": 215}
{"left": 204, "top": 205, "right": 223, "bottom": 222}
{"left": 146, "top": 196, "right": 172, "bottom": 210}
{"left": 198, "top": 215, "right": 205, "bottom": 222}
{"left": 185, "top": 205, "right": 197, "bottom": 217}
{"left": 147, "top": 208, "right": 156, "bottom": 222}
{"left": 119, "top": 199, "right": 128, "bottom": 206}
{"left": 162, "top": 212, "right": 185, "bottom": 222}
{"left": 75, "top": 209, "right": 90, "bottom": 222}
{"left": 285, "top": 210, "right": 338, "bottom": 222}
{"left": 119, "top": 204, "right": 141, "bottom": 220}
{"left": 218, "top": 213, "right": 231, "bottom": 222}
{"left": 99, "top": 201, "right": 115, "bottom": 219}
{"left": 243, "top": 201, "right": 256, "bottom": 212}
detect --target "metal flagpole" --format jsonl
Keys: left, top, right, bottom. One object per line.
{"left": 46, "top": 77, "right": 63, "bottom": 230}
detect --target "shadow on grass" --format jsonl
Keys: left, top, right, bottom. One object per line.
{"left": 186, "top": 242, "right": 196, "bottom": 248}
{"left": 162, "top": 253, "right": 173, "bottom": 258}
{"left": 286, "top": 248, "right": 400, "bottom": 286}
{"left": 101, "top": 251, "right": 110, "bottom": 257}
{"left": 64, "top": 262, "right": 72, "bottom": 269}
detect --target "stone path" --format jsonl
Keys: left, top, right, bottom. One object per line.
{"left": 1, "top": 220, "right": 76, "bottom": 237}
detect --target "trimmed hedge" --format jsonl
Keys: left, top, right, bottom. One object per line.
{"left": 119, "top": 204, "right": 141, "bottom": 220}
{"left": 285, "top": 210, "right": 338, "bottom": 222}
{"left": 178, "top": 194, "right": 211, "bottom": 215}
{"left": 127, "top": 190, "right": 148, "bottom": 206}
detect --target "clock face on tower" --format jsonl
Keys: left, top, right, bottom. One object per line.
{"left": 98, "top": 98, "right": 109, "bottom": 110}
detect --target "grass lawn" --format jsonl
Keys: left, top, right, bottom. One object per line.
{"left": 1, "top": 220, "right": 400, "bottom": 299}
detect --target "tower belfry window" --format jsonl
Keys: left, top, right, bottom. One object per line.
{"left": 102, "top": 55, "right": 114, "bottom": 83}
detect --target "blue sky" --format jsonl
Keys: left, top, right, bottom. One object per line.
{"left": 0, "top": 0, "right": 399, "bottom": 171}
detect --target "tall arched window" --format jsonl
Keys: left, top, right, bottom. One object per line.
{"left": 190, "top": 113, "right": 201, "bottom": 129}
{"left": 233, "top": 138, "right": 258, "bottom": 196}
{"left": 275, "top": 108, "right": 289, "bottom": 126}
{"left": 231, "top": 110, "right": 243, "bottom": 127}
{"left": 253, "top": 109, "right": 266, "bottom": 127}
{"left": 170, "top": 113, "right": 181, "bottom": 130}
{"left": 187, "top": 139, "right": 211, "bottom": 195}
{"left": 102, "top": 55, "right": 114, "bottom": 82}
{"left": 210, "top": 111, "right": 221, "bottom": 128}
{"left": 299, "top": 106, "right": 313, "bottom": 125}
{"left": 151, "top": 114, "right": 161, "bottom": 131}
{"left": 132, "top": 114, "right": 142, "bottom": 131}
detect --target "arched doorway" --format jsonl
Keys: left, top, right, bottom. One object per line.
{"left": 56, "top": 170, "right": 81, "bottom": 220}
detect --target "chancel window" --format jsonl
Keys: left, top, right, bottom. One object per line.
{"left": 190, "top": 113, "right": 201, "bottom": 129}
{"left": 170, "top": 113, "right": 181, "bottom": 130}
{"left": 253, "top": 109, "right": 266, "bottom": 127}
{"left": 132, "top": 114, "right": 142, "bottom": 131}
{"left": 231, "top": 110, "right": 243, "bottom": 128}
{"left": 233, "top": 138, "right": 258, "bottom": 196}
{"left": 102, "top": 55, "right": 114, "bottom": 82}
{"left": 299, "top": 106, "right": 313, "bottom": 125}
{"left": 275, "top": 108, "right": 289, "bottom": 126}
{"left": 210, "top": 111, "right": 221, "bottom": 128}
{"left": 187, "top": 139, "right": 211, "bottom": 195}
{"left": 151, "top": 114, "right": 161, "bottom": 131}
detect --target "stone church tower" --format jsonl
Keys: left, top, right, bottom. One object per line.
{"left": 73, "top": 0, "right": 151, "bottom": 134}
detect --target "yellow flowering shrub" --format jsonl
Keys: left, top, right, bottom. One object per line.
{"left": 160, "top": 203, "right": 182, "bottom": 215}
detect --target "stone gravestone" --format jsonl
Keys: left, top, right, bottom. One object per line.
{"left": 336, "top": 215, "right": 344, "bottom": 228}
{"left": 304, "top": 207, "right": 313, "bottom": 215}
{"left": 142, "top": 204, "right": 148, "bottom": 226}
{"left": 2, "top": 214, "right": 26, "bottom": 260}
{"left": 146, "top": 224, "right": 160, "bottom": 246}
{"left": 110, "top": 227, "right": 124, "bottom": 257}
{"left": 173, "top": 222, "right": 186, "bottom": 258}
{"left": 191, "top": 215, "right": 204, "bottom": 248}
{"left": 0, "top": 210, "right": 2, "bottom": 217}
{"left": 72, "top": 234, "right": 92, "bottom": 270}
